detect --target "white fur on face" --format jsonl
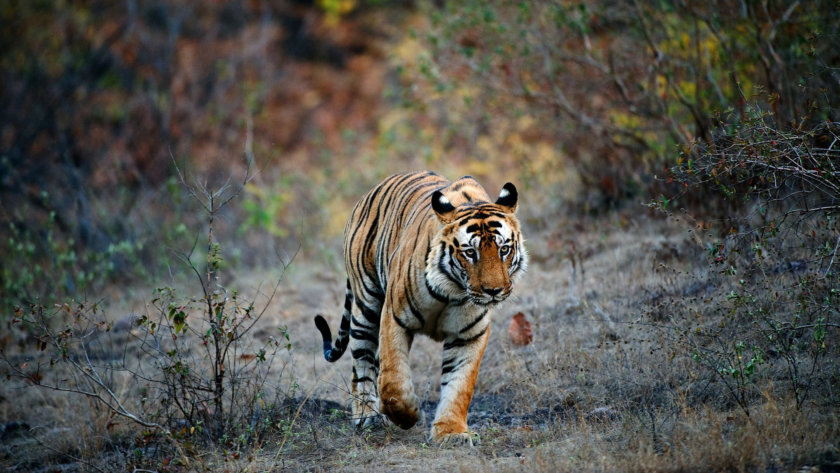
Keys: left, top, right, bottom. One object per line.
{"left": 456, "top": 221, "right": 514, "bottom": 255}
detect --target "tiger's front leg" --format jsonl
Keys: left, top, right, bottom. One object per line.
{"left": 431, "top": 327, "right": 490, "bottom": 447}
{"left": 377, "top": 302, "right": 421, "bottom": 430}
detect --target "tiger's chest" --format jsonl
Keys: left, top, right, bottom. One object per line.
{"left": 418, "top": 299, "right": 490, "bottom": 343}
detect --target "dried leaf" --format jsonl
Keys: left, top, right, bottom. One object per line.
{"left": 508, "top": 312, "right": 533, "bottom": 346}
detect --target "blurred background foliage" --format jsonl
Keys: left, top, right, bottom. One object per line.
{"left": 1, "top": 0, "right": 838, "bottom": 312}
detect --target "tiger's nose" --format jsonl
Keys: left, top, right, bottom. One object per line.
{"left": 483, "top": 287, "right": 503, "bottom": 297}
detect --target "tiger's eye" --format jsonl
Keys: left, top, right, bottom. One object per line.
{"left": 464, "top": 248, "right": 477, "bottom": 259}
{"left": 500, "top": 245, "right": 511, "bottom": 256}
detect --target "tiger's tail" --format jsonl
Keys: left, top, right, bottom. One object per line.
{"left": 314, "top": 279, "right": 353, "bottom": 362}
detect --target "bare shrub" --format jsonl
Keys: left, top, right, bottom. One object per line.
{"left": 1, "top": 165, "right": 295, "bottom": 468}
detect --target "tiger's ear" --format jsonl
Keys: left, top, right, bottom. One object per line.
{"left": 431, "top": 190, "right": 457, "bottom": 224}
{"left": 495, "top": 182, "right": 518, "bottom": 213}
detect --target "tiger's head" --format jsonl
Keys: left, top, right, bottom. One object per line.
{"left": 427, "top": 177, "right": 528, "bottom": 306}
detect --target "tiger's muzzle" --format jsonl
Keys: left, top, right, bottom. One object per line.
{"left": 469, "top": 286, "right": 512, "bottom": 306}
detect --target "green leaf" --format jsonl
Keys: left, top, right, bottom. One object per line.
{"left": 173, "top": 310, "right": 187, "bottom": 334}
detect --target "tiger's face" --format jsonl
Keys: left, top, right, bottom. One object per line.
{"left": 429, "top": 181, "right": 527, "bottom": 306}
{"left": 453, "top": 213, "right": 521, "bottom": 305}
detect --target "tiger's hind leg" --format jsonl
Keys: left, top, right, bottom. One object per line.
{"left": 349, "top": 292, "right": 383, "bottom": 428}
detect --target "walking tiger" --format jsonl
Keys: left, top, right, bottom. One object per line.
{"left": 314, "top": 171, "right": 527, "bottom": 446}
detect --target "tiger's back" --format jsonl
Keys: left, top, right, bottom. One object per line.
{"left": 344, "top": 171, "right": 449, "bottom": 326}
{"left": 314, "top": 171, "right": 527, "bottom": 446}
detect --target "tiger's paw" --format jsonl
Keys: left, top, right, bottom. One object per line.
{"left": 354, "top": 413, "right": 384, "bottom": 430}
{"left": 430, "top": 425, "right": 480, "bottom": 447}
{"left": 379, "top": 391, "right": 420, "bottom": 430}
{"left": 352, "top": 395, "right": 382, "bottom": 429}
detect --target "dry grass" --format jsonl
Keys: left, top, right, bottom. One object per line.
{"left": 2, "top": 213, "right": 838, "bottom": 472}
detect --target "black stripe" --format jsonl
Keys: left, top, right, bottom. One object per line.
{"left": 405, "top": 280, "right": 426, "bottom": 326}
{"left": 423, "top": 242, "right": 450, "bottom": 302}
{"left": 450, "top": 180, "right": 469, "bottom": 192}
{"left": 351, "top": 347, "right": 376, "bottom": 358}
{"left": 392, "top": 311, "right": 411, "bottom": 329}
{"left": 403, "top": 191, "right": 434, "bottom": 228}
{"left": 459, "top": 209, "right": 505, "bottom": 221}
{"left": 351, "top": 348, "right": 378, "bottom": 365}
{"left": 377, "top": 174, "right": 419, "bottom": 230}
{"left": 348, "top": 194, "right": 378, "bottom": 287}
{"left": 438, "top": 242, "right": 466, "bottom": 290}
{"left": 448, "top": 243, "right": 465, "bottom": 272}
{"left": 352, "top": 376, "right": 376, "bottom": 384}
{"left": 459, "top": 309, "right": 488, "bottom": 334}
{"left": 376, "top": 172, "right": 441, "bottom": 260}
{"left": 359, "top": 214, "right": 380, "bottom": 275}
{"left": 357, "top": 300, "right": 381, "bottom": 325}
{"left": 406, "top": 212, "right": 429, "bottom": 260}
{"left": 510, "top": 242, "right": 522, "bottom": 273}
{"left": 354, "top": 177, "right": 399, "bottom": 293}
{"left": 350, "top": 328, "right": 378, "bottom": 344}
{"left": 465, "top": 212, "right": 490, "bottom": 221}
{"left": 451, "top": 297, "right": 469, "bottom": 306}
{"left": 351, "top": 315, "right": 375, "bottom": 330}
{"left": 443, "top": 327, "right": 488, "bottom": 351}
{"left": 425, "top": 277, "right": 449, "bottom": 303}
{"left": 407, "top": 298, "right": 425, "bottom": 326}
{"left": 403, "top": 176, "right": 442, "bottom": 206}
{"left": 441, "top": 356, "right": 460, "bottom": 375}
{"left": 375, "top": 173, "right": 436, "bottom": 276}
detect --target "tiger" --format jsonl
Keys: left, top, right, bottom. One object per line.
{"left": 314, "top": 171, "right": 527, "bottom": 446}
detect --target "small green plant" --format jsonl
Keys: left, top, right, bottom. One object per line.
{"left": 690, "top": 338, "right": 765, "bottom": 416}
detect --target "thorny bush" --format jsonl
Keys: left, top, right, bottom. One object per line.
{"left": 657, "top": 115, "right": 840, "bottom": 416}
